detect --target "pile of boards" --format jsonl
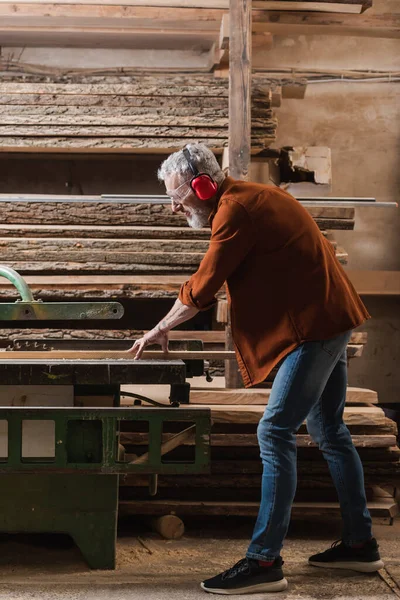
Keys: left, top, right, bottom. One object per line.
{"left": 0, "top": 198, "right": 352, "bottom": 284}
{"left": 118, "top": 381, "right": 400, "bottom": 524}
{"left": 0, "top": 75, "right": 276, "bottom": 153}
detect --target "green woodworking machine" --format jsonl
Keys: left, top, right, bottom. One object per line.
{"left": 0, "top": 266, "right": 211, "bottom": 569}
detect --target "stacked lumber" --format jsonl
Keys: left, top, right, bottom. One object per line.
{"left": 255, "top": 0, "right": 372, "bottom": 12}
{"left": 118, "top": 387, "right": 400, "bottom": 523}
{"left": 0, "top": 76, "right": 276, "bottom": 153}
{"left": 0, "top": 200, "right": 353, "bottom": 279}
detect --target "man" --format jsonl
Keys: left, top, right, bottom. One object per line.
{"left": 129, "top": 143, "right": 384, "bottom": 595}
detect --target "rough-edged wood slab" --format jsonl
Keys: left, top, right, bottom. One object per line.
{"left": 0, "top": 261, "right": 196, "bottom": 274}
{"left": 0, "top": 224, "right": 212, "bottom": 240}
{"left": 0, "top": 94, "right": 238, "bottom": 110}
{"left": 0, "top": 81, "right": 270, "bottom": 98}
{"left": 0, "top": 125, "right": 276, "bottom": 139}
{"left": 0, "top": 137, "right": 239, "bottom": 152}
{"left": 0, "top": 238, "right": 211, "bottom": 254}
{"left": 0, "top": 114, "right": 273, "bottom": 128}
{"left": 0, "top": 200, "right": 354, "bottom": 227}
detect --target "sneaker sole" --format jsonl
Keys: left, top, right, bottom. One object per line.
{"left": 200, "top": 578, "right": 288, "bottom": 595}
{"left": 308, "top": 560, "right": 384, "bottom": 573}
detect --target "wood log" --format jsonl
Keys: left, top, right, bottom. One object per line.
{"left": 151, "top": 515, "right": 185, "bottom": 540}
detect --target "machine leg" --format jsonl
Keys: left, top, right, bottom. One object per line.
{"left": 0, "top": 474, "right": 119, "bottom": 570}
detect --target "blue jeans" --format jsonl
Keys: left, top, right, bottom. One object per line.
{"left": 246, "top": 330, "right": 372, "bottom": 561}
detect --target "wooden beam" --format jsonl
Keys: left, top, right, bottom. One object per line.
{"left": 252, "top": 11, "right": 400, "bottom": 39}
{"left": 0, "top": 350, "right": 237, "bottom": 361}
{"left": 226, "top": 0, "right": 252, "bottom": 390}
{"left": 191, "top": 404, "right": 385, "bottom": 425}
{"left": 189, "top": 385, "right": 377, "bottom": 404}
{"left": 347, "top": 270, "right": 400, "bottom": 296}
{"left": 0, "top": 2, "right": 371, "bottom": 15}
{"left": 229, "top": 0, "right": 252, "bottom": 181}
{"left": 121, "top": 432, "right": 397, "bottom": 448}
{"left": 118, "top": 498, "right": 399, "bottom": 519}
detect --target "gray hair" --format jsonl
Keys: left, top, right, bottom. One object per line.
{"left": 157, "top": 143, "right": 225, "bottom": 185}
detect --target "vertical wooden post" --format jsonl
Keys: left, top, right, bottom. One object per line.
{"left": 225, "top": 0, "right": 252, "bottom": 389}
{"left": 229, "top": 0, "right": 252, "bottom": 181}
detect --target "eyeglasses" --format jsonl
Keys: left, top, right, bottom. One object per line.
{"left": 166, "top": 179, "right": 192, "bottom": 202}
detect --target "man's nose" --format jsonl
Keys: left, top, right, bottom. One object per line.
{"left": 171, "top": 198, "right": 183, "bottom": 213}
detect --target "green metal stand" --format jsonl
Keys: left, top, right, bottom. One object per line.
{"left": 0, "top": 406, "right": 210, "bottom": 569}
{"left": 0, "top": 474, "right": 119, "bottom": 569}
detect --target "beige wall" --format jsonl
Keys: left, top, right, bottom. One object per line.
{"left": 252, "top": 1, "right": 400, "bottom": 402}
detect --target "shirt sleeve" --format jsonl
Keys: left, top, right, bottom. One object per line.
{"left": 178, "top": 199, "right": 255, "bottom": 311}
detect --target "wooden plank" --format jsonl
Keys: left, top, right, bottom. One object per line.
{"left": 0, "top": 81, "right": 268, "bottom": 98}
{"left": 0, "top": 199, "right": 354, "bottom": 221}
{"left": 121, "top": 432, "right": 396, "bottom": 448}
{"left": 0, "top": 114, "right": 269, "bottom": 128}
{"left": 0, "top": 125, "right": 276, "bottom": 139}
{"left": 347, "top": 270, "right": 400, "bottom": 296}
{"left": 0, "top": 1, "right": 370, "bottom": 13}
{"left": 118, "top": 498, "right": 399, "bottom": 518}
{"left": 0, "top": 94, "right": 232, "bottom": 109}
{"left": 201, "top": 405, "right": 385, "bottom": 425}
{"left": 252, "top": 10, "right": 400, "bottom": 39}
{"left": 0, "top": 224, "right": 212, "bottom": 239}
{"left": 130, "top": 424, "right": 196, "bottom": 465}
{"left": 0, "top": 350, "right": 237, "bottom": 361}
{"left": 0, "top": 261, "right": 196, "bottom": 274}
{"left": 0, "top": 250, "right": 206, "bottom": 266}
{"left": 0, "top": 2, "right": 372, "bottom": 17}
{"left": 0, "top": 138, "right": 253, "bottom": 153}
{"left": 1, "top": 6, "right": 394, "bottom": 40}
{"left": 0, "top": 238, "right": 211, "bottom": 253}
{"left": 189, "top": 385, "right": 377, "bottom": 405}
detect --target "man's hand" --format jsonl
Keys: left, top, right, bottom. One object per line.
{"left": 127, "top": 328, "right": 169, "bottom": 360}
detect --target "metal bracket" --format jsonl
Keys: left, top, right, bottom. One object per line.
{"left": 0, "top": 265, "right": 124, "bottom": 320}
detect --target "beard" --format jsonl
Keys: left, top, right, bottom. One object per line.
{"left": 186, "top": 206, "right": 210, "bottom": 229}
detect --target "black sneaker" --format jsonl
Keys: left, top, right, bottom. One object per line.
{"left": 309, "top": 538, "right": 384, "bottom": 573}
{"left": 201, "top": 557, "right": 288, "bottom": 595}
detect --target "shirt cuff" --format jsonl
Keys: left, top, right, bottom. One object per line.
{"left": 178, "top": 281, "right": 217, "bottom": 312}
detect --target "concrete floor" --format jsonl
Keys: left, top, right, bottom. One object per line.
{"left": 0, "top": 518, "right": 399, "bottom": 599}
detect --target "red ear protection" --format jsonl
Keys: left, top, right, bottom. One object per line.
{"left": 183, "top": 147, "right": 218, "bottom": 201}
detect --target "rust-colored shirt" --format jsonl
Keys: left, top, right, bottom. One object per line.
{"left": 179, "top": 177, "right": 370, "bottom": 388}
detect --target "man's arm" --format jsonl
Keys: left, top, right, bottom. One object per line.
{"left": 128, "top": 298, "right": 199, "bottom": 359}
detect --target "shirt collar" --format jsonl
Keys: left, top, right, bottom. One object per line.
{"left": 207, "top": 176, "right": 235, "bottom": 227}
